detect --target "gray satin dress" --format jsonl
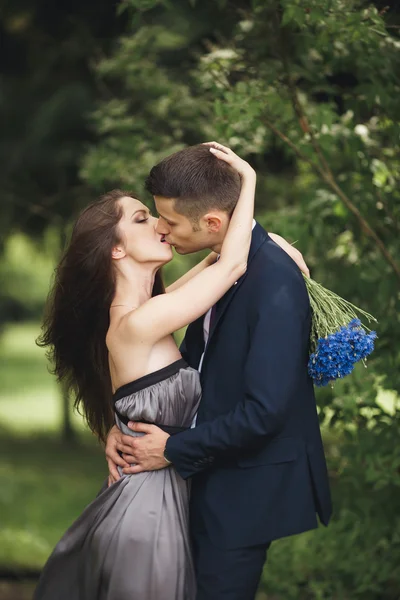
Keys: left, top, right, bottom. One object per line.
{"left": 34, "top": 359, "right": 201, "bottom": 600}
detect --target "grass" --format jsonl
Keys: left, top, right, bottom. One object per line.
{"left": 0, "top": 322, "right": 105, "bottom": 569}
{"left": 0, "top": 432, "right": 105, "bottom": 569}
{"left": 0, "top": 583, "right": 36, "bottom": 600}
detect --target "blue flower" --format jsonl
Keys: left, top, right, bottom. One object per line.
{"left": 308, "top": 319, "right": 377, "bottom": 387}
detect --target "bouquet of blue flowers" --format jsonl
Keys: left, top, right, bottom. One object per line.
{"left": 304, "top": 277, "right": 377, "bottom": 387}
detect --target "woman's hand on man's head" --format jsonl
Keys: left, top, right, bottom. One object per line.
{"left": 202, "top": 141, "right": 256, "bottom": 180}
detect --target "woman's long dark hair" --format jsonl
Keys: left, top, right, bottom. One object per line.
{"left": 37, "top": 190, "right": 165, "bottom": 443}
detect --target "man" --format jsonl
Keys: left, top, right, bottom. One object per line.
{"left": 106, "top": 144, "right": 332, "bottom": 599}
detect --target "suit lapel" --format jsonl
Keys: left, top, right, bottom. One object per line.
{"left": 206, "top": 222, "right": 269, "bottom": 346}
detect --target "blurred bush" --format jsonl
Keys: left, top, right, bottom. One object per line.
{"left": 0, "top": 233, "right": 57, "bottom": 327}
{"left": 80, "top": 1, "right": 400, "bottom": 597}
{"left": 0, "top": 0, "right": 399, "bottom": 597}
{"left": 262, "top": 385, "right": 400, "bottom": 599}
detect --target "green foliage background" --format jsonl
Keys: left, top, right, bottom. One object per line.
{"left": 81, "top": 4, "right": 400, "bottom": 593}
{"left": 0, "top": 0, "right": 399, "bottom": 597}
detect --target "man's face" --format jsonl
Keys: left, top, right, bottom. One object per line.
{"left": 154, "top": 196, "right": 224, "bottom": 255}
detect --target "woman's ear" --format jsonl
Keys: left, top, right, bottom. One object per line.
{"left": 111, "top": 245, "right": 126, "bottom": 260}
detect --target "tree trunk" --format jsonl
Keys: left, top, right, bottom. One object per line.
{"left": 58, "top": 227, "right": 76, "bottom": 444}
{"left": 61, "top": 381, "right": 76, "bottom": 444}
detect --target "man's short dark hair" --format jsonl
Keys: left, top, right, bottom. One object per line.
{"left": 145, "top": 144, "right": 241, "bottom": 226}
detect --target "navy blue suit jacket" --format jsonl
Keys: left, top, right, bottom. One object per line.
{"left": 166, "top": 223, "right": 332, "bottom": 549}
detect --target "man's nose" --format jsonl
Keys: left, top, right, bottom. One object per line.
{"left": 155, "top": 217, "right": 169, "bottom": 235}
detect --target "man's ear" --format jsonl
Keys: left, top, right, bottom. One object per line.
{"left": 202, "top": 212, "right": 224, "bottom": 233}
{"left": 111, "top": 245, "right": 126, "bottom": 260}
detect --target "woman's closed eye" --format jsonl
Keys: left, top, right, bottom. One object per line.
{"left": 135, "top": 210, "right": 152, "bottom": 223}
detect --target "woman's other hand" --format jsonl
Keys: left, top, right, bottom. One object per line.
{"left": 269, "top": 233, "right": 310, "bottom": 277}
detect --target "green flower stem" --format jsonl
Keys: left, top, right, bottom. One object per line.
{"left": 303, "top": 276, "right": 377, "bottom": 353}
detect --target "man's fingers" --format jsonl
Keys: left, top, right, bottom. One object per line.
{"left": 107, "top": 458, "right": 121, "bottom": 480}
{"left": 122, "top": 464, "right": 146, "bottom": 475}
{"left": 108, "top": 474, "right": 117, "bottom": 486}
{"left": 122, "top": 452, "right": 138, "bottom": 464}
{"left": 107, "top": 458, "right": 121, "bottom": 482}
{"left": 106, "top": 449, "right": 129, "bottom": 468}
{"left": 121, "top": 434, "right": 137, "bottom": 446}
{"left": 121, "top": 452, "right": 142, "bottom": 464}
{"left": 128, "top": 422, "right": 156, "bottom": 434}
{"left": 116, "top": 442, "right": 136, "bottom": 456}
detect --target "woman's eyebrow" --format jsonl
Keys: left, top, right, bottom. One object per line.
{"left": 131, "top": 208, "right": 149, "bottom": 218}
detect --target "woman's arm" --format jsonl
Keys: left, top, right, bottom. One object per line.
{"left": 165, "top": 252, "right": 218, "bottom": 293}
{"left": 166, "top": 234, "right": 309, "bottom": 294}
{"left": 127, "top": 142, "right": 255, "bottom": 342}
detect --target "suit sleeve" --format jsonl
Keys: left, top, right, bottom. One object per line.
{"left": 179, "top": 335, "right": 189, "bottom": 364}
{"left": 166, "top": 267, "right": 310, "bottom": 479}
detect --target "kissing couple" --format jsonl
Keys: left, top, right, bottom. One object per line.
{"left": 35, "top": 142, "right": 331, "bottom": 600}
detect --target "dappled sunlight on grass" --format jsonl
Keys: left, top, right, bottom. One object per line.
{"left": 0, "top": 322, "right": 87, "bottom": 434}
{"left": 0, "top": 323, "right": 54, "bottom": 395}
{"left": 376, "top": 388, "right": 398, "bottom": 416}
{"left": 0, "top": 389, "right": 87, "bottom": 435}
{"left": 0, "top": 322, "right": 105, "bottom": 568}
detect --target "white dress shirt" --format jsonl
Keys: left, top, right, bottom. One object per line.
{"left": 191, "top": 219, "right": 256, "bottom": 427}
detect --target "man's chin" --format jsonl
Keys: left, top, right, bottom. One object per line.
{"left": 173, "top": 246, "right": 193, "bottom": 255}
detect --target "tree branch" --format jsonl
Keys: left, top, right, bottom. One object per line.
{"left": 375, "top": 192, "right": 400, "bottom": 235}
{"left": 272, "top": 7, "right": 400, "bottom": 283}
{"left": 262, "top": 117, "right": 321, "bottom": 176}
{"left": 262, "top": 119, "right": 400, "bottom": 282}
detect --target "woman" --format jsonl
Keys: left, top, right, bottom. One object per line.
{"left": 35, "top": 143, "right": 305, "bottom": 600}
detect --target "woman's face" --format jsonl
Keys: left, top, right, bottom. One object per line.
{"left": 117, "top": 196, "right": 173, "bottom": 265}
